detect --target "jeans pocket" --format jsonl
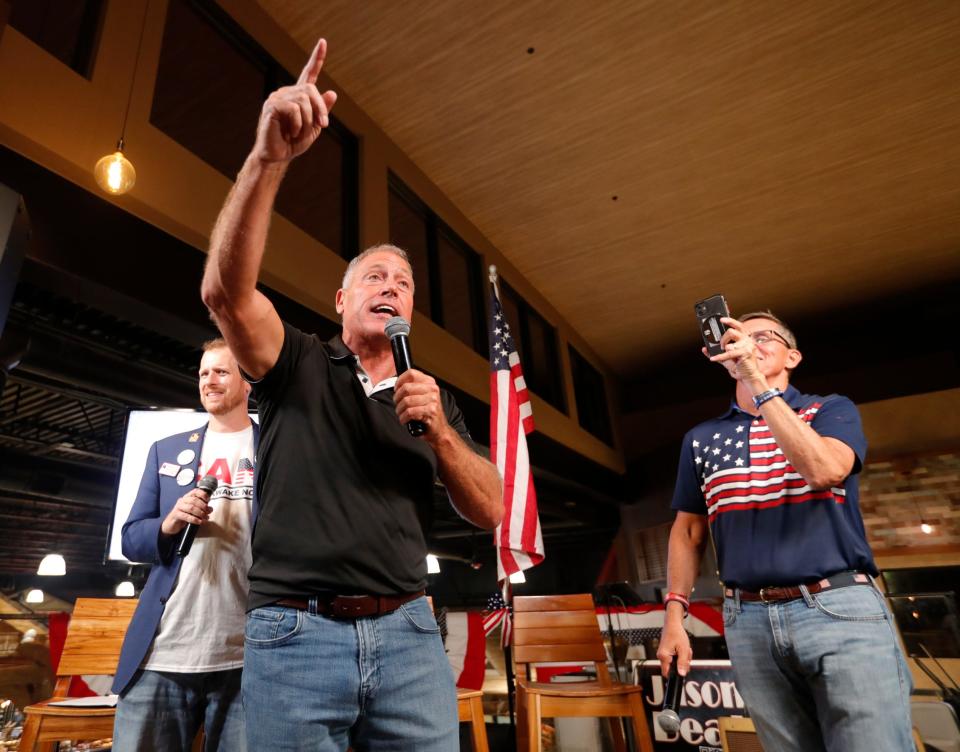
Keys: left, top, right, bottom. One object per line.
{"left": 722, "top": 599, "right": 738, "bottom": 627}
{"left": 245, "top": 606, "right": 302, "bottom": 646}
{"left": 398, "top": 599, "right": 442, "bottom": 634}
{"left": 812, "top": 586, "right": 886, "bottom": 622}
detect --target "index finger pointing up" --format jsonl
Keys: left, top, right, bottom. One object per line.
{"left": 297, "top": 38, "right": 327, "bottom": 86}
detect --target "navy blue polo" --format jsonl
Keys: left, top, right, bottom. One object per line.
{"left": 672, "top": 385, "right": 876, "bottom": 590}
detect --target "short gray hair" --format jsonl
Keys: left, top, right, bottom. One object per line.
{"left": 738, "top": 310, "right": 798, "bottom": 349}
{"left": 341, "top": 244, "right": 412, "bottom": 289}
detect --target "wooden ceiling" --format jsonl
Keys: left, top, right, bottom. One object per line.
{"left": 254, "top": 0, "right": 960, "bottom": 378}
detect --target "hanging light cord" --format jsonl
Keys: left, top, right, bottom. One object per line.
{"left": 118, "top": 0, "right": 151, "bottom": 151}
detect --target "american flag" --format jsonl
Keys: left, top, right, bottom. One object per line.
{"left": 696, "top": 403, "right": 845, "bottom": 520}
{"left": 489, "top": 274, "right": 544, "bottom": 583}
{"left": 482, "top": 588, "right": 510, "bottom": 639}
{"left": 235, "top": 456, "right": 255, "bottom": 486}
{"left": 488, "top": 270, "right": 544, "bottom": 646}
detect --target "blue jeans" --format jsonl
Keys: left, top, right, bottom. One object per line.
{"left": 113, "top": 668, "right": 245, "bottom": 752}
{"left": 723, "top": 582, "right": 914, "bottom": 752}
{"left": 242, "top": 595, "right": 458, "bottom": 751}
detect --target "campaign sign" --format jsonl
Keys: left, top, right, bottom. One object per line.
{"left": 635, "top": 659, "right": 747, "bottom": 752}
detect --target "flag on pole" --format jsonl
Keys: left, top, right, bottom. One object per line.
{"left": 488, "top": 266, "right": 545, "bottom": 590}
{"left": 482, "top": 590, "right": 508, "bottom": 636}
{"left": 482, "top": 586, "right": 512, "bottom": 646}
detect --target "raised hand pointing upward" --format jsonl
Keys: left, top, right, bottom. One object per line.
{"left": 253, "top": 38, "right": 338, "bottom": 165}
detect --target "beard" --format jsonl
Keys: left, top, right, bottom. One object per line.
{"left": 202, "top": 389, "right": 245, "bottom": 416}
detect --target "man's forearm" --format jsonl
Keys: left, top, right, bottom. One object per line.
{"left": 757, "top": 395, "right": 852, "bottom": 489}
{"left": 203, "top": 156, "right": 287, "bottom": 307}
{"left": 434, "top": 430, "right": 503, "bottom": 530}
{"left": 665, "top": 522, "right": 705, "bottom": 626}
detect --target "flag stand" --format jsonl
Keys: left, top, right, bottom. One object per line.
{"left": 503, "top": 642, "right": 518, "bottom": 751}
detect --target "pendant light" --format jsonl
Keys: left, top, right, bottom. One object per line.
{"left": 37, "top": 553, "right": 66, "bottom": 576}
{"left": 94, "top": 2, "right": 150, "bottom": 195}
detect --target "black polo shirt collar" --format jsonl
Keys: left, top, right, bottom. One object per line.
{"left": 326, "top": 334, "right": 397, "bottom": 396}
{"left": 326, "top": 334, "right": 354, "bottom": 361}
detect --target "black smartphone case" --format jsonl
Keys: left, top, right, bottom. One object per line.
{"left": 694, "top": 295, "right": 729, "bottom": 357}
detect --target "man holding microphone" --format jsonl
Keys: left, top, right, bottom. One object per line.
{"left": 201, "top": 38, "right": 502, "bottom": 750}
{"left": 113, "top": 338, "right": 257, "bottom": 751}
{"left": 658, "top": 311, "right": 913, "bottom": 752}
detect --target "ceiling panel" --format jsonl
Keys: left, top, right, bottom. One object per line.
{"left": 255, "top": 0, "right": 960, "bottom": 376}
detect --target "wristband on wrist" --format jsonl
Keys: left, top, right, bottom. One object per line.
{"left": 664, "top": 592, "right": 690, "bottom": 616}
{"left": 752, "top": 387, "right": 783, "bottom": 410}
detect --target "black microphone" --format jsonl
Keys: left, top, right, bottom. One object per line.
{"left": 657, "top": 659, "right": 685, "bottom": 733}
{"left": 384, "top": 316, "right": 426, "bottom": 437}
{"left": 177, "top": 474, "right": 219, "bottom": 557}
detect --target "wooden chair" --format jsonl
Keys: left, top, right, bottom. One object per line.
{"left": 458, "top": 687, "right": 490, "bottom": 751}
{"left": 718, "top": 716, "right": 764, "bottom": 751}
{"left": 425, "top": 597, "right": 489, "bottom": 751}
{"left": 18, "top": 597, "right": 138, "bottom": 752}
{"left": 512, "top": 594, "right": 653, "bottom": 752}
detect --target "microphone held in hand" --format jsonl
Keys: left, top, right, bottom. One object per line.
{"left": 658, "top": 659, "right": 685, "bottom": 733}
{"left": 176, "top": 475, "right": 219, "bottom": 557}
{"left": 384, "top": 316, "right": 426, "bottom": 437}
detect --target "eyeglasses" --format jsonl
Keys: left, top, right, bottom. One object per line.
{"left": 748, "top": 330, "right": 791, "bottom": 347}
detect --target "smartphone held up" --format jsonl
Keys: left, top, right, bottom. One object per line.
{"left": 694, "top": 294, "right": 730, "bottom": 357}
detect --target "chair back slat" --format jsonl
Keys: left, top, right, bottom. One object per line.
{"left": 57, "top": 598, "right": 138, "bottom": 677}
{"left": 513, "top": 594, "right": 595, "bottom": 613}
{"left": 513, "top": 643, "right": 607, "bottom": 665}
{"left": 513, "top": 625, "right": 600, "bottom": 646}
{"left": 513, "top": 610, "right": 599, "bottom": 630}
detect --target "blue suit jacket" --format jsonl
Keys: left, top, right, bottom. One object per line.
{"left": 112, "top": 421, "right": 259, "bottom": 694}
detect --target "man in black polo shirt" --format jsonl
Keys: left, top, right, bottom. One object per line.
{"left": 201, "top": 38, "right": 503, "bottom": 751}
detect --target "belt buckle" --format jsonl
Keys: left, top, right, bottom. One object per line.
{"left": 759, "top": 587, "right": 773, "bottom": 604}
{"left": 331, "top": 595, "right": 369, "bottom": 618}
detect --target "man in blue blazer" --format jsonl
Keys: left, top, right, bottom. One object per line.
{"left": 112, "top": 338, "right": 258, "bottom": 752}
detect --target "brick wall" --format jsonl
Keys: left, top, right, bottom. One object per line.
{"left": 860, "top": 451, "right": 960, "bottom": 550}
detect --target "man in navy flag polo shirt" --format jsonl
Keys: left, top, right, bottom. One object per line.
{"left": 657, "top": 311, "right": 913, "bottom": 752}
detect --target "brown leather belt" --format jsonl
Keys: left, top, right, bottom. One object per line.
{"left": 273, "top": 590, "right": 425, "bottom": 619}
{"left": 726, "top": 571, "right": 872, "bottom": 603}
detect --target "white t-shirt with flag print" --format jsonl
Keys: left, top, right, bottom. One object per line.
{"left": 142, "top": 424, "right": 254, "bottom": 673}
